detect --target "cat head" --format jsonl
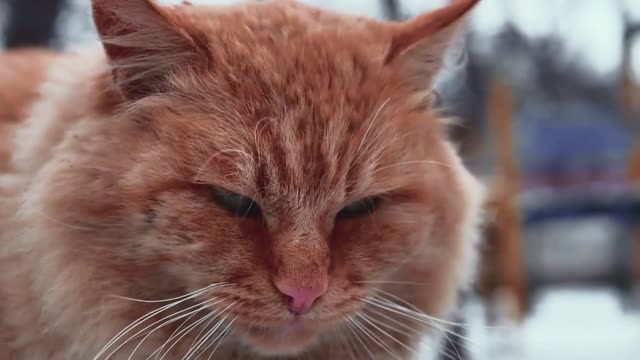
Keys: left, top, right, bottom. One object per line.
{"left": 57, "top": 0, "right": 481, "bottom": 355}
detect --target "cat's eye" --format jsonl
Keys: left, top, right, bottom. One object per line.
{"left": 337, "top": 197, "right": 382, "bottom": 219}
{"left": 208, "top": 186, "right": 261, "bottom": 217}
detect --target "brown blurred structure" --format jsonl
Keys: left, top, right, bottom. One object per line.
{"left": 477, "top": 78, "right": 528, "bottom": 322}
{"left": 623, "top": 24, "right": 640, "bottom": 293}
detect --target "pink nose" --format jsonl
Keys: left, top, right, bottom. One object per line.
{"left": 275, "top": 280, "right": 328, "bottom": 315}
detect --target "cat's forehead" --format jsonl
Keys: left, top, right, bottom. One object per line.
{"left": 169, "top": 3, "right": 398, "bottom": 130}
{"left": 153, "top": 2, "right": 428, "bottom": 200}
{"left": 175, "top": 1, "right": 390, "bottom": 83}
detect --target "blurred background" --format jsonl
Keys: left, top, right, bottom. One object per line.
{"left": 1, "top": 0, "right": 640, "bottom": 359}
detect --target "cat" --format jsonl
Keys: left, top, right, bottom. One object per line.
{"left": 0, "top": 0, "right": 483, "bottom": 358}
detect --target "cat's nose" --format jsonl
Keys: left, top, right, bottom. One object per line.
{"left": 275, "top": 279, "right": 328, "bottom": 315}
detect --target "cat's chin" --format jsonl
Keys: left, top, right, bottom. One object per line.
{"left": 237, "top": 319, "right": 324, "bottom": 356}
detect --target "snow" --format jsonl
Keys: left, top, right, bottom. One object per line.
{"left": 463, "top": 288, "right": 640, "bottom": 360}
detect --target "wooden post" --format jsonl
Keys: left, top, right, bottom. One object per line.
{"left": 483, "top": 78, "right": 527, "bottom": 321}
{"left": 622, "top": 28, "right": 640, "bottom": 295}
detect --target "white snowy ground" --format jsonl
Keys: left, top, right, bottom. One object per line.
{"left": 444, "top": 288, "right": 640, "bottom": 360}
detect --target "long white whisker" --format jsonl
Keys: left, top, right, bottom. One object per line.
{"left": 127, "top": 309, "right": 211, "bottom": 360}
{"left": 149, "top": 310, "right": 219, "bottom": 360}
{"left": 182, "top": 316, "right": 228, "bottom": 360}
{"left": 155, "top": 308, "right": 225, "bottom": 360}
{"left": 356, "top": 98, "right": 391, "bottom": 156}
{"left": 362, "top": 307, "right": 457, "bottom": 359}
{"left": 374, "top": 160, "right": 453, "bottom": 174}
{"left": 363, "top": 298, "right": 477, "bottom": 346}
{"left": 345, "top": 317, "right": 376, "bottom": 360}
{"left": 202, "top": 316, "right": 237, "bottom": 360}
{"left": 182, "top": 307, "right": 224, "bottom": 356}
{"left": 111, "top": 283, "right": 227, "bottom": 304}
{"left": 357, "top": 313, "right": 417, "bottom": 355}
{"left": 194, "top": 149, "right": 254, "bottom": 181}
{"left": 95, "top": 283, "right": 227, "bottom": 359}
{"left": 339, "top": 323, "right": 359, "bottom": 360}
{"left": 365, "top": 302, "right": 463, "bottom": 360}
{"left": 96, "top": 298, "right": 200, "bottom": 359}
{"left": 150, "top": 309, "right": 202, "bottom": 360}
{"left": 371, "top": 294, "right": 473, "bottom": 330}
{"left": 362, "top": 307, "right": 419, "bottom": 338}
{"left": 181, "top": 301, "right": 236, "bottom": 360}
{"left": 145, "top": 300, "right": 226, "bottom": 358}
{"left": 115, "top": 299, "right": 223, "bottom": 360}
{"left": 354, "top": 280, "right": 430, "bottom": 286}
{"left": 372, "top": 290, "right": 423, "bottom": 314}
{"left": 349, "top": 316, "right": 401, "bottom": 360}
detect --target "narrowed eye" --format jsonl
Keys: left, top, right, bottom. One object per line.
{"left": 337, "top": 197, "right": 382, "bottom": 219}
{"left": 208, "top": 186, "right": 261, "bottom": 217}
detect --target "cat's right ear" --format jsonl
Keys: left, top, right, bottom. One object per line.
{"left": 383, "top": 0, "right": 478, "bottom": 101}
{"left": 92, "top": 0, "right": 210, "bottom": 99}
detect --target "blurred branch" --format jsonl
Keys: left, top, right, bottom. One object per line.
{"left": 382, "top": 0, "right": 402, "bottom": 21}
{"left": 5, "top": 0, "right": 64, "bottom": 49}
{"left": 626, "top": 24, "right": 640, "bottom": 40}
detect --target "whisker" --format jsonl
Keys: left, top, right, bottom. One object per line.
{"left": 349, "top": 316, "right": 401, "bottom": 360}
{"left": 178, "top": 309, "right": 224, "bottom": 359}
{"left": 125, "top": 307, "right": 211, "bottom": 360}
{"left": 361, "top": 307, "right": 462, "bottom": 360}
{"left": 374, "top": 160, "right": 453, "bottom": 174}
{"left": 373, "top": 290, "right": 505, "bottom": 344}
{"left": 354, "top": 280, "right": 431, "bottom": 286}
{"left": 357, "top": 313, "right": 417, "bottom": 356}
{"left": 129, "top": 311, "right": 196, "bottom": 360}
{"left": 181, "top": 301, "right": 236, "bottom": 360}
{"left": 194, "top": 149, "right": 255, "bottom": 181}
{"left": 154, "top": 304, "right": 230, "bottom": 360}
{"left": 111, "top": 283, "right": 228, "bottom": 304}
{"left": 361, "top": 307, "right": 419, "bottom": 338}
{"left": 363, "top": 298, "right": 478, "bottom": 346}
{"left": 204, "top": 316, "right": 238, "bottom": 360}
{"left": 253, "top": 116, "right": 275, "bottom": 166}
{"left": 342, "top": 328, "right": 359, "bottom": 360}
{"left": 373, "top": 292, "right": 479, "bottom": 329}
{"left": 94, "top": 284, "right": 222, "bottom": 360}
{"left": 109, "top": 298, "right": 223, "bottom": 360}
{"left": 345, "top": 317, "right": 376, "bottom": 360}
{"left": 356, "top": 98, "right": 391, "bottom": 156}
{"left": 182, "top": 316, "right": 227, "bottom": 360}
{"left": 371, "top": 290, "right": 424, "bottom": 315}
{"left": 150, "top": 309, "right": 202, "bottom": 360}
{"left": 148, "top": 310, "right": 219, "bottom": 360}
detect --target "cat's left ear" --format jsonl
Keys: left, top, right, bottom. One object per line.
{"left": 384, "top": 0, "right": 479, "bottom": 90}
{"left": 92, "top": 0, "right": 210, "bottom": 99}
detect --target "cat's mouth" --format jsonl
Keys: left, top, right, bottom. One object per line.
{"left": 234, "top": 318, "right": 328, "bottom": 355}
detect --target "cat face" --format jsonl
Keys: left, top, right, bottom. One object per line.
{"left": 57, "top": 0, "right": 481, "bottom": 356}
{"left": 114, "top": 73, "right": 454, "bottom": 354}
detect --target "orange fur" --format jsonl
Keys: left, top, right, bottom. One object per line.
{"left": 0, "top": 0, "right": 483, "bottom": 358}
{"left": 0, "top": 49, "right": 59, "bottom": 172}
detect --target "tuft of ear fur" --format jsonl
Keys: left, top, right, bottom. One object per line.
{"left": 385, "top": 0, "right": 479, "bottom": 93}
{"left": 92, "top": 0, "right": 210, "bottom": 99}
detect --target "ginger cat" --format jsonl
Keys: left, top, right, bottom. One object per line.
{"left": 0, "top": 0, "right": 483, "bottom": 358}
